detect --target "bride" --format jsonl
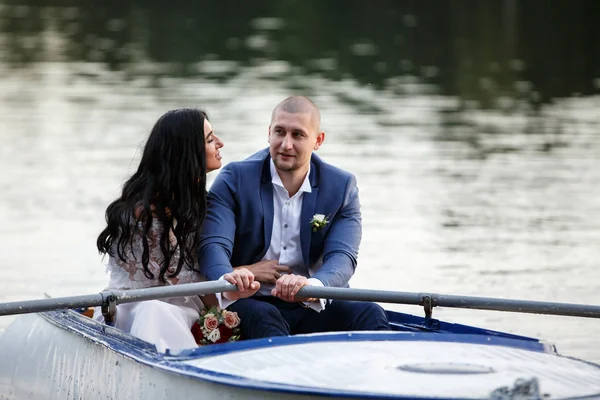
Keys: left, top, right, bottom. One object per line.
{"left": 94, "top": 108, "right": 259, "bottom": 352}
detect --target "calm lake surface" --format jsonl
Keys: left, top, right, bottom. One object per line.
{"left": 1, "top": 1, "right": 599, "bottom": 362}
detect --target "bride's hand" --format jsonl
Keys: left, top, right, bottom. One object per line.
{"left": 222, "top": 268, "right": 260, "bottom": 300}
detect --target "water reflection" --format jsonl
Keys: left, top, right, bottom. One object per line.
{"left": 1, "top": 1, "right": 598, "bottom": 103}
{"left": 0, "top": 0, "right": 599, "bottom": 363}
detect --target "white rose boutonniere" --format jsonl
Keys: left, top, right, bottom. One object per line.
{"left": 310, "top": 213, "right": 329, "bottom": 232}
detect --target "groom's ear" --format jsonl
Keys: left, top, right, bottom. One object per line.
{"left": 314, "top": 131, "right": 325, "bottom": 150}
{"left": 267, "top": 126, "right": 271, "bottom": 143}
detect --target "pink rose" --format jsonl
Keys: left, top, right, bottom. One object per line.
{"left": 203, "top": 314, "right": 219, "bottom": 331}
{"left": 223, "top": 310, "right": 241, "bottom": 329}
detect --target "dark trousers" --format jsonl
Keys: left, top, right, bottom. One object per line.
{"left": 227, "top": 296, "right": 391, "bottom": 339}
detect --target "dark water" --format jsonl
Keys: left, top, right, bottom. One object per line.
{"left": 1, "top": 0, "right": 599, "bottom": 362}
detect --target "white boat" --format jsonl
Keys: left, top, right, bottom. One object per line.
{"left": 1, "top": 307, "right": 599, "bottom": 399}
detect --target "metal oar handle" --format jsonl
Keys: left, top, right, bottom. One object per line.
{"left": 0, "top": 281, "right": 238, "bottom": 317}
{"left": 297, "top": 286, "right": 600, "bottom": 319}
{"left": 2, "top": 282, "right": 599, "bottom": 320}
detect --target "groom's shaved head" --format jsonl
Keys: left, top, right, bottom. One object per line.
{"left": 271, "top": 96, "right": 321, "bottom": 131}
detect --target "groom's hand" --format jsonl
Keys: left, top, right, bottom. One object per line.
{"left": 271, "top": 274, "right": 316, "bottom": 303}
{"left": 237, "top": 260, "right": 293, "bottom": 284}
{"left": 222, "top": 268, "right": 260, "bottom": 300}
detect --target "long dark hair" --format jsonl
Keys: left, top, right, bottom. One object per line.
{"left": 97, "top": 108, "right": 208, "bottom": 283}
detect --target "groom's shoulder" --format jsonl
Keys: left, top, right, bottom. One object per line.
{"left": 221, "top": 148, "right": 268, "bottom": 174}
{"left": 313, "top": 153, "right": 355, "bottom": 181}
{"left": 242, "top": 147, "right": 270, "bottom": 164}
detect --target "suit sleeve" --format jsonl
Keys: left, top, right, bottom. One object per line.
{"left": 197, "top": 163, "right": 239, "bottom": 281}
{"left": 312, "top": 174, "right": 361, "bottom": 287}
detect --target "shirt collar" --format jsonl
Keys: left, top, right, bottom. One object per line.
{"left": 270, "top": 158, "right": 312, "bottom": 194}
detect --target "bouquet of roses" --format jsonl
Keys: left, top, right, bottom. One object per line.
{"left": 191, "top": 306, "right": 241, "bottom": 345}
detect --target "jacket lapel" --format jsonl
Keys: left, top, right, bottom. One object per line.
{"left": 260, "top": 157, "right": 274, "bottom": 259}
{"left": 300, "top": 161, "right": 319, "bottom": 268}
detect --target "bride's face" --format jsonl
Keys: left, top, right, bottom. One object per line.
{"left": 204, "top": 119, "right": 224, "bottom": 172}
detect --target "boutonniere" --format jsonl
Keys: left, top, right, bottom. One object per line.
{"left": 310, "top": 213, "right": 329, "bottom": 232}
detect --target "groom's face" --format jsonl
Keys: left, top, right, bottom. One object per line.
{"left": 268, "top": 110, "right": 324, "bottom": 174}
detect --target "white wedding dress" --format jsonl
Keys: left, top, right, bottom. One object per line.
{"left": 93, "top": 218, "right": 213, "bottom": 353}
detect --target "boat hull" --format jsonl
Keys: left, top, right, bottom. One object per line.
{"left": 0, "top": 313, "right": 320, "bottom": 400}
{"left": 1, "top": 309, "right": 599, "bottom": 399}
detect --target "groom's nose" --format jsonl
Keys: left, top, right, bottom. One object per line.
{"left": 281, "top": 134, "right": 293, "bottom": 150}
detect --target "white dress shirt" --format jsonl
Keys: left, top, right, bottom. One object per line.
{"left": 257, "top": 159, "right": 326, "bottom": 312}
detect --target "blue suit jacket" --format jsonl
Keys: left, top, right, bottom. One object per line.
{"left": 198, "top": 148, "right": 362, "bottom": 288}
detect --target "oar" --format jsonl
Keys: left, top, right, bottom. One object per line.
{"left": 0, "top": 281, "right": 237, "bottom": 317}
{"left": 2, "top": 282, "right": 599, "bottom": 320}
{"left": 297, "top": 286, "right": 600, "bottom": 319}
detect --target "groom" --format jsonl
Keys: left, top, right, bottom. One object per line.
{"left": 198, "top": 96, "right": 390, "bottom": 339}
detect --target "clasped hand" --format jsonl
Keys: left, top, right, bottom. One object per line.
{"left": 236, "top": 260, "right": 292, "bottom": 284}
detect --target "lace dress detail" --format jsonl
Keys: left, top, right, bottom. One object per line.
{"left": 106, "top": 218, "right": 203, "bottom": 291}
